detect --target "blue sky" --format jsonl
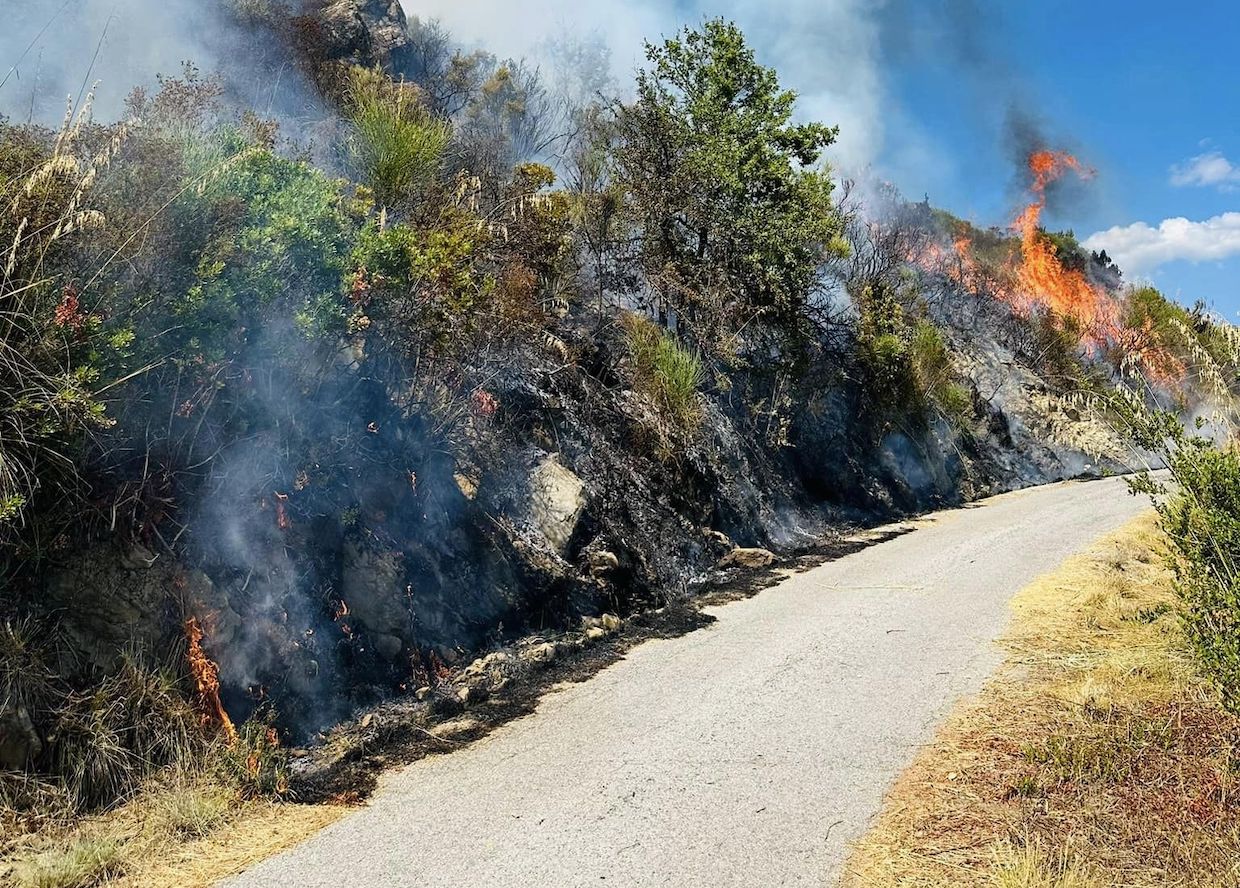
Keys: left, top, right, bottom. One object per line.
{"left": 875, "top": 1, "right": 1240, "bottom": 316}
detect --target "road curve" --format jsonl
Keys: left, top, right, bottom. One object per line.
{"left": 226, "top": 476, "right": 1151, "bottom": 888}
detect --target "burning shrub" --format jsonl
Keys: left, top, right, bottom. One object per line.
{"left": 1118, "top": 312, "right": 1240, "bottom": 713}
{"left": 214, "top": 717, "right": 291, "bottom": 800}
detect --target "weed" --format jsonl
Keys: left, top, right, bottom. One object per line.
{"left": 623, "top": 314, "right": 705, "bottom": 433}
{"left": 991, "top": 843, "right": 1097, "bottom": 888}
{"left": 153, "top": 781, "right": 237, "bottom": 839}
{"left": 1021, "top": 714, "right": 1174, "bottom": 785}
{"left": 12, "top": 836, "right": 124, "bottom": 888}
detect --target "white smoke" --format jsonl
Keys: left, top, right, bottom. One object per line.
{"left": 1, "top": 0, "right": 230, "bottom": 123}
{"left": 403, "top": 0, "right": 891, "bottom": 177}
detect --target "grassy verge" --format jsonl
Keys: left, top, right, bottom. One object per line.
{"left": 1, "top": 772, "right": 346, "bottom": 888}
{"left": 843, "top": 513, "right": 1240, "bottom": 888}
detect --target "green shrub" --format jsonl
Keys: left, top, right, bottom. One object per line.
{"left": 854, "top": 285, "right": 969, "bottom": 425}
{"left": 344, "top": 67, "right": 452, "bottom": 208}
{"left": 173, "top": 144, "right": 358, "bottom": 353}
{"left": 623, "top": 315, "right": 705, "bottom": 431}
{"left": 1131, "top": 439, "right": 1240, "bottom": 711}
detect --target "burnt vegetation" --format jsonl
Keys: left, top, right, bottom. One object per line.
{"left": 0, "top": 0, "right": 1237, "bottom": 845}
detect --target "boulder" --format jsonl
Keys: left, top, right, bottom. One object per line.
{"left": 718, "top": 547, "right": 777, "bottom": 569}
{"left": 520, "top": 641, "right": 558, "bottom": 664}
{"left": 311, "top": 0, "right": 415, "bottom": 73}
{"left": 341, "top": 541, "right": 411, "bottom": 643}
{"left": 527, "top": 457, "right": 586, "bottom": 553}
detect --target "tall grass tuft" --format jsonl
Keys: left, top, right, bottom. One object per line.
{"left": 0, "top": 91, "right": 119, "bottom": 543}
{"left": 623, "top": 314, "right": 705, "bottom": 433}
{"left": 48, "top": 657, "right": 203, "bottom": 811}
{"left": 344, "top": 67, "right": 452, "bottom": 209}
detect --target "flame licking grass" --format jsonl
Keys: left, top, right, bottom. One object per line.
{"left": 185, "top": 617, "right": 238, "bottom": 744}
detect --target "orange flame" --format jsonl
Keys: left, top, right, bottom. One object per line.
{"left": 911, "top": 148, "right": 1182, "bottom": 386}
{"left": 185, "top": 617, "right": 237, "bottom": 744}
{"left": 1005, "top": 150, "right": 1118, "bottom": 343}
{"left": 274, "top": 492, "right": 291, "bottom": 531}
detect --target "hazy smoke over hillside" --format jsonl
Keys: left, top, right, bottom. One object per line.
{"left": 406, "top": 0, "right": 1024, "bottom": 184}
{"left": 1, "top": 0, "right": 1037, "bottom": 199}
{"left": 1, "top": 0, "right": 230, "bottom": 121}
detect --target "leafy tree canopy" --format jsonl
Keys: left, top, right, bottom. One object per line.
{"left": 614, "top": 18, "right": 846, "bottom": 335}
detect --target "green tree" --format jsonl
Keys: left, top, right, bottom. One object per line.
{"left": 613, "top": 19, "right": 845, "bottom": 343}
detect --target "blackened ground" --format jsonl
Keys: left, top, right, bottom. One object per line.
{"left": 290, "top": 521, "right": 912, "bottom": 804}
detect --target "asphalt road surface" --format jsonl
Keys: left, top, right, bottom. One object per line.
{"left": 227, "top": 476, "right": 1151, "bottom": 888}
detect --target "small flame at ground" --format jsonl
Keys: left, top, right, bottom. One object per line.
{"left": 185, "top": 616, "right": 238, "bottom": 744}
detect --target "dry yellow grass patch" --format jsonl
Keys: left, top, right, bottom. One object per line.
{"left": 3, "top": 774, "right": 348, "bottom": 888}
{"left": 843, "top": 512, "right": 1240, "bottom": 888}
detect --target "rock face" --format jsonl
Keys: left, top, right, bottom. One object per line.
{"left": 41, "top": 544, "right": 180, "bottom": 673}
{"left": 298, "top": 0, "right": 415, "bottom": 74}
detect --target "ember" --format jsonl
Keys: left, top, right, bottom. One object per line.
{"left": 274, "top": 491, "right": 291, "bottom": 530}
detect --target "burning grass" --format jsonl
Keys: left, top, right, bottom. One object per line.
{"left": 842, "top": 513, "right": 1240, "bottom": 888}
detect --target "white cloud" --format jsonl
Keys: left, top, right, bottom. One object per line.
{"left": 1169, "top": 151, "right": 1240, "bottom": 190}
{"left": 1083, "top": 213, "right": 1240, "bottom": 275}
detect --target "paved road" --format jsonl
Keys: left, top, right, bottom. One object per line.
{"left": 227, "top": 476, "right": 1150, "bottom": 888}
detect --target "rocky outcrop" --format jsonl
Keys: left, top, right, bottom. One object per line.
{"left": 295, "top": 0, "right": 415, "bottom": 75}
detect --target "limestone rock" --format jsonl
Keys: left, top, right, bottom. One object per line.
{"left": 527, "top": 456, "right": 586, "bottom": 553}
{"left": 521, "top": 641, "right": 558, "bottom": 664}
{"left": 718, "top": 547, "right": 777, "bottom": 569}
{"left": 587, "top": 550, "right": 620, "bottom": 576}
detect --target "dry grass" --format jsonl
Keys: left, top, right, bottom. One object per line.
{"left": 843, "top": 512, "right": 1240, "bottom": 888}
{"left": 2, "top": 773, "right": 347, "bottom": 888}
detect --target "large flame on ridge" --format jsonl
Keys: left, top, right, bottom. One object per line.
{"left": 920, "top": 148, "right": 1182, "bottom": 386}
{"left": 185, "top": 616, "right": 237, "bottom": 743}
{"left": 1005, "top": 150, "right": 1116, "bottom": 343}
